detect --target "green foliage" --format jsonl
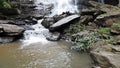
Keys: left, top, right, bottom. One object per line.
{"left": 71, "top": 32, "right": 99, "bottom": 52}
{"left": 2, "top": 1, "right": 11, "bottom": 8}
{"left": 63, "top": 21, "right": 85, "bottom": 36}
{"left": 105, "top": 37, "right": 115, "bottom": 44}
{"left": 0, "top": 0, "right": 11, "bottom": 9}
{"left": 99, "top": 13, "right": 107, "bottom": 17}
{"left": 113, "top": 21, "right": 120, "bottom": 28}
{"left": 98, "top": 27, "right": 110, "bottom": 34}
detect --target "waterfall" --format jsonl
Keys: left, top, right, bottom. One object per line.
{"left": 98, "top": 0, "right": 105, "bottom": 4}
{"left": 21, "top": 0, "right": 79, "bottom": 46}
{"left": 35, "top": 0, "right": 78, "bottom": 16}
{"left": 51, "top": 0, "right": 78, "bottom": 16}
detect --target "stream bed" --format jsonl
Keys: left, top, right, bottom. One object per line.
{"left": 0, "top": 40, "right": 92, "bottom": 68}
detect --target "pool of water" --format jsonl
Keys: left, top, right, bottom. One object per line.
{"left": 0, "top": 41, "right": 92, "bottom": 68}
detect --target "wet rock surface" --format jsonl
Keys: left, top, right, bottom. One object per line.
{"left": 46, "top": 32, "right": 61, "bottom": 41}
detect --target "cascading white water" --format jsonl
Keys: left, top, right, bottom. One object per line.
{"left": 21, "top": 19, "right": 50, "bottom": 47}
{"left": 51, "top": 0, "right": 78, "bottom": 15}
{"left": 35, "top": 0, "right": 78, "bottom": 16}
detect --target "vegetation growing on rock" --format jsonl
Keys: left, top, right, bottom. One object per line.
{"left": 71, "top": 31, "right": 99, "bottom": 52}
{"left": 0, "top": 0, "right": 11, "bottom": 9}
{"left": 98, "top": 27, "right": 110, "bottom": 34}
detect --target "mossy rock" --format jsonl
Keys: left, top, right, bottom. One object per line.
{"left": 98, "top": 27, "right": 110, "bottom": 35}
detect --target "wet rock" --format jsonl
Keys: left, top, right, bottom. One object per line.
{"left": 24, "top": 19, "right": 32, "bottom": 24}
{"left": 24, "top": 18, "right": 37, "bottom": 25}
{"left": 0, "top": 20, "right": 15, "bottom": 24}
{"left": 53, "top": 12, "right": 72, "bottom": 22}
{"left": 46, "top": 32, "right": 61, "bottom": 41}
{"left": 0, "top": 24, "right": 25, "bottom": 36}
{"left": 42, "top": 13, "right": 71, "bottom": 28}
{"left": 15, "top": 21, "right": 26, "bottom": 25}
{"left": 31, "top": 18, "right": 38, "bottom": 24}
{"left": 20, "top": 4, "right": 37, "bottom": 8}
{"left": 49, "top": 15, "right": 80, "bottom": 32}
{"left": 0, "top": 8, "right": 21, "bottom": 15}
{"left": 41, "top": 17, "right": 54, "bottom": 28}
{"left": 20, "top": 25, "right": 34, "bottom": 30}
{"left": 91, "top": 41, "right": 120, "bottom": 68}
{"left": 31, "top": 14, "right": 43, "bottom": 20}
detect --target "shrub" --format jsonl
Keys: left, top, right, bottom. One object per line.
{"left": 63, "top": 21, "right": 85, "bottom": 36}
{"left": 0, "top": 0, "right": 11, "bottom": 9}
{"left": 71, "top": 32, "right": 99, "bottom": 52}
{"left": 105, "top": 37, "right": 115, "bottom": 44}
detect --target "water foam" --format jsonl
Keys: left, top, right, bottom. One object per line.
{"left": 21, "top": 19, "right": 49, "bottom": 48}
{"left": 35, "top": 0, "right": 78, "bottom": 16}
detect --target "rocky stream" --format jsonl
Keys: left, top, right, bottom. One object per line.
{"left": 0, "top": 0, "right": 120, "bottom": 68}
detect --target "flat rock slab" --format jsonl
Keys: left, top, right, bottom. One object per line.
{"left": 49, "top": 15, "right": 80, "bottom": 31}
{"left": 0, "top": 20, "right": 15, "bottom": 24}
{"left": 0, "top": 24, "right": 25, "bottom": 36}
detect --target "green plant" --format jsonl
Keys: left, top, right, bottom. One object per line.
{"left": 71, "top": 32, "right": 99, "bottom": 52}
{"left": 99, "top": 13, "right": 107, "bottom": 17}
{"left": 106, "top": 38, "right": 114, "bottom": 44}
{"left": 113, "top": 21, "right": 120, "bottom": 28}
{"left": 0, "top": 0, "right": 11, "bottom": 9}
{"left": 63, "top": 21, "right": 85, "bottom": 36}
{"left": 98, "top": 27, "right": 110, "bottom": 34}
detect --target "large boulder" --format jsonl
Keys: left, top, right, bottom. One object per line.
{"left": 41, "top": 13, "right": 71, "bottom": 28}
{"left": 46, "top": 32, "right": 61, "bottom": 41}
{"left": 91, "top": 41, "right": 120, "bottom": 68}
{"left": 49, "top": 15, "right": 80, "bottom": 32}
{"left": 41, "top": 17, "right": 54, "bottom": 28}
{"left": 0, "top": 24, "right": 25, "bottom": 36}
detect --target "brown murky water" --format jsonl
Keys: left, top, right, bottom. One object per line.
{"left": 0, "top": 41, "right": 92, "bottom": 68}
